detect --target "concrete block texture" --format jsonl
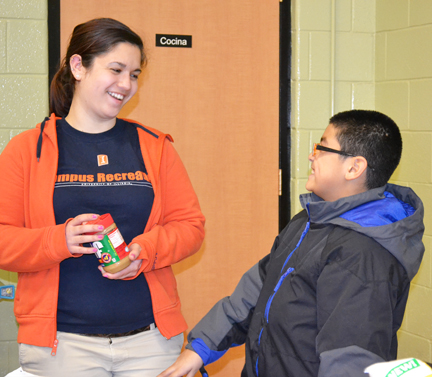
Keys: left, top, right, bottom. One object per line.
{"left": 375, "top": 81, "right": 409, "bottom": 130}
{"left": 410, "top": 183, "right": 432, "bottom": 238}
{"left": 375, "top": 32, "right": 386, "bottom": 81}
{"left": 352, "top": 0, "right": 375, "bottom": 32}
{"left": 376, "top": 0, "right": 409, "bottom": 31}
{"left": 335, "top": 32, "right": 374, "bottom": 82}
{"left": 309, "top": 32, "right": 331, "bottom": 80}
{"left": 0, "top": 341, "right": 19, "bottom": 377}
{"left": 0, "top": 75, "right": 48, "bottom": 131}
{"left": 0, "top": 0, "right": 47, "bottom": 19}
{"left": 396, "top": 133, "right": 432, "bottom": 184}
{"left": 351, "top": 82, "right": 375, "bottom": 110}
{"left": 0, "top": 21, "right": 6, "bottom": 73}
{"left": 386, "top": 26, "right": 432, "bottom": 80}
{"left": 295, "top": 0, "right": 332, "bottom": 31}
{"left": 0, "top": 300, "right": 18, "bottom": 341}
{"left": 294, "top": 0, "right": 352, "bottom": 32}
{"left": 294, "top": 31, "right": 310, "bottom": 81}
{"left": 410, "top": 0, "right": 432, "bottom": 27}
{"left": 0, "top": 270, "right": 19, "bottom": 372}
{"left": 333, "top": 81, "right": 352, "bottom": 112}
{"left": 397, "top": 330, "right": 432, "bottom": 362}
{"left": 0, "top": 129, "right": 12, "bottom": 151}
{"left": 410, "top": 80, "right": 432, "bottom": 131}
{"left": 291, "top": 129, "right": 311, "bottom": 179}
{"left": 293, "top": 80, "right": 332, "bottom": 130}
{"left": 405, "top": 284, "right": 432, "bottom": 339}
{"left": 7, "top": 20, "right": 48, "bottom": 74}
{"left": 412, "top": 236, "right": 431, "bottom": 289}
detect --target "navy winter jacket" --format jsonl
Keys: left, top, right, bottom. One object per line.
{"left": 187, "top": 184, "right": 425, "bottom": 377}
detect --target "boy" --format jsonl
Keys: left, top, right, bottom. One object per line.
{"left": 158, "top": 110, "right": 425, "bottom": 377}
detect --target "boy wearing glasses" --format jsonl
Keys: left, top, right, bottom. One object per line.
{"left": 158, "top": 110, "right": 425, "bottom": 377}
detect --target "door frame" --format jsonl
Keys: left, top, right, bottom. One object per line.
{"left": 279, "top": 0, "right": 291, "bottom": 231}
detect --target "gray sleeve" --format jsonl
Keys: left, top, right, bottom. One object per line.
{"left": 188, "top": 262, "right": 263, "bottom": 352}
{"left": 319, "top": 345, "right": 385, "bottom": 377}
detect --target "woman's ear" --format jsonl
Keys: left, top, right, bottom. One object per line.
{"left": 345, "top": 156, "right": 368, "bottom": 181}
{"left": 70, "top": 54, "right": 84, "bottom": 81}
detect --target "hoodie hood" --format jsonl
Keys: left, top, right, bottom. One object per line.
{"left": 299, "top": 183, "right": 425, "bottom": 280}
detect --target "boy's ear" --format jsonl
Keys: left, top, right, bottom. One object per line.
{"left": 345, "top": 156, "right": 368, "bottom": 181}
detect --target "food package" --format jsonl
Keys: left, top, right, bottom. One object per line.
{"left": 365, "top": 358, "right": 432, "bottom": 377}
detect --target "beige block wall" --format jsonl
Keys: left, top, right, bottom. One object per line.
{"left": 0, "top": 0, "right": 48, "bottom": 374}
{"left": 376, "top": 0, "right": 432, "bottom": 362}
{"left": 291, "top": 0, "right": 376, "bottom": 214}
{"left": 291, "top": 0, "right": 432, "bottom": 363}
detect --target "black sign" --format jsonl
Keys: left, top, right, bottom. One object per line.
{"left": 156, "top": 34, "right": 192, "bottom": 48}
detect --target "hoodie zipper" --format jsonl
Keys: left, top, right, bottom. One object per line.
{"left": 51, "top": 338, "right": 58, "bottom": 356}
{"left": 255, "top": 220, "right": 310, "bottom": 376}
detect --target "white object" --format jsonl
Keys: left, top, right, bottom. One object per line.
{"left": 365, "top": 358, "right": 432, "bottom": 376}
{"left": 5, "top": 368, "right": 38, "bottom": 377}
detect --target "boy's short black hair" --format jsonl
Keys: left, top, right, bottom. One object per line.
{"left": 330, "top": 109, "right": 402, "bottom": 190}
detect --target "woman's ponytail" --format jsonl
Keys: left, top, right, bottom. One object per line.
{"left": 49, "top": 60, "right": 75, "bottom": 117}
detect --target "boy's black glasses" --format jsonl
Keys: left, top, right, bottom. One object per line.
{"left": 313, "top": 143, "right": 375, "bottom": 170}
{"left": 313, "top": 143, "right": 354, "bottom": 157}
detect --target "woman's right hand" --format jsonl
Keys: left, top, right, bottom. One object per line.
{"left": 65, "top": 214, "right": 104, "bottom": 255}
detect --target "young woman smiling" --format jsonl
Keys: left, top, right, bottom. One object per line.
{"left": 0, "top": 18, "right": 205, "bottom": 377}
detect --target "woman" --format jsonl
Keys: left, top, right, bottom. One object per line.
{"left": 0, "top": 18, "right": 205, "bottom": 377}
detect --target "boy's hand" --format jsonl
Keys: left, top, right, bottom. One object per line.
{"left": 157, "top": 349, "right": 204, "bottom": 377}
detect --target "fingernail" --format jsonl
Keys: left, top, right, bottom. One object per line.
{"left": 98, "top": 235, "right": 104, "bottom": 239}
{"left": 92, "top": 214, "right": 98, "bottom": 218}
{"left": 98, "top": 225, "right": 104, "bottom": 230}
{"left": 103, "top": 274, "right": 108, "bottom": 278}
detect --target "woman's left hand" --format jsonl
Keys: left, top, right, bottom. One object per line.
{"left": 98, "top": 243, "right": 143, "bottom": 279}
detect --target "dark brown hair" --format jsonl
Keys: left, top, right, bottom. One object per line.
{"left": 49, "top": 18, "right": 146, "bottom": 117}
{"left": 330, "top": 109, "right": 402, "bottom": 190}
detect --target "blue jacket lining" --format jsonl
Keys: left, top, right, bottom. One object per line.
{"left": 339, "top": 191, "right": 415, "bottom": 227}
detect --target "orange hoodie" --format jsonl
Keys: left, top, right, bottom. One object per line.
{"left": 0, "top": 114, "right": 205, "bottom": 350}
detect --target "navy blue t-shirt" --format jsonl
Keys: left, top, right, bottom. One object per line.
{"left": 54, "top": 118, "right": 155, "bottom": 334}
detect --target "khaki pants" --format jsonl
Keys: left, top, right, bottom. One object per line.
{"left": 19, "top": 327, "right": 184, "bottom": 377}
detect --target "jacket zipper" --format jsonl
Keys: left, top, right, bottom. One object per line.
{"left": 255, "top": 221, "right": 310, "bottom": 376}
{"left": 255, "top": 267, "right": 294, "bottom": 376}
{"left": 264, "top": 267, "right": 295, "bottom": 321}
{"left": 51, "top": 338, "right": 58, "bottom": 356}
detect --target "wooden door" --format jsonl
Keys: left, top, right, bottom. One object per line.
{"left": 60, "top": 1, "right": 280, "bottom": 375}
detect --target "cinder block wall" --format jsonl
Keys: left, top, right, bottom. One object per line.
{"left": 291, "top": 0, "right": 376, "bottom": 214}
{"left": 0, "top": 0, "right": 48, "bottom": 375}
{"left": 375, "top": 0, "right": 432, "bottom": 361}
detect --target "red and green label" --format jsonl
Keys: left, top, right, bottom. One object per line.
{"left": 92, "top": 229, "right": 129, "bottom": 266}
